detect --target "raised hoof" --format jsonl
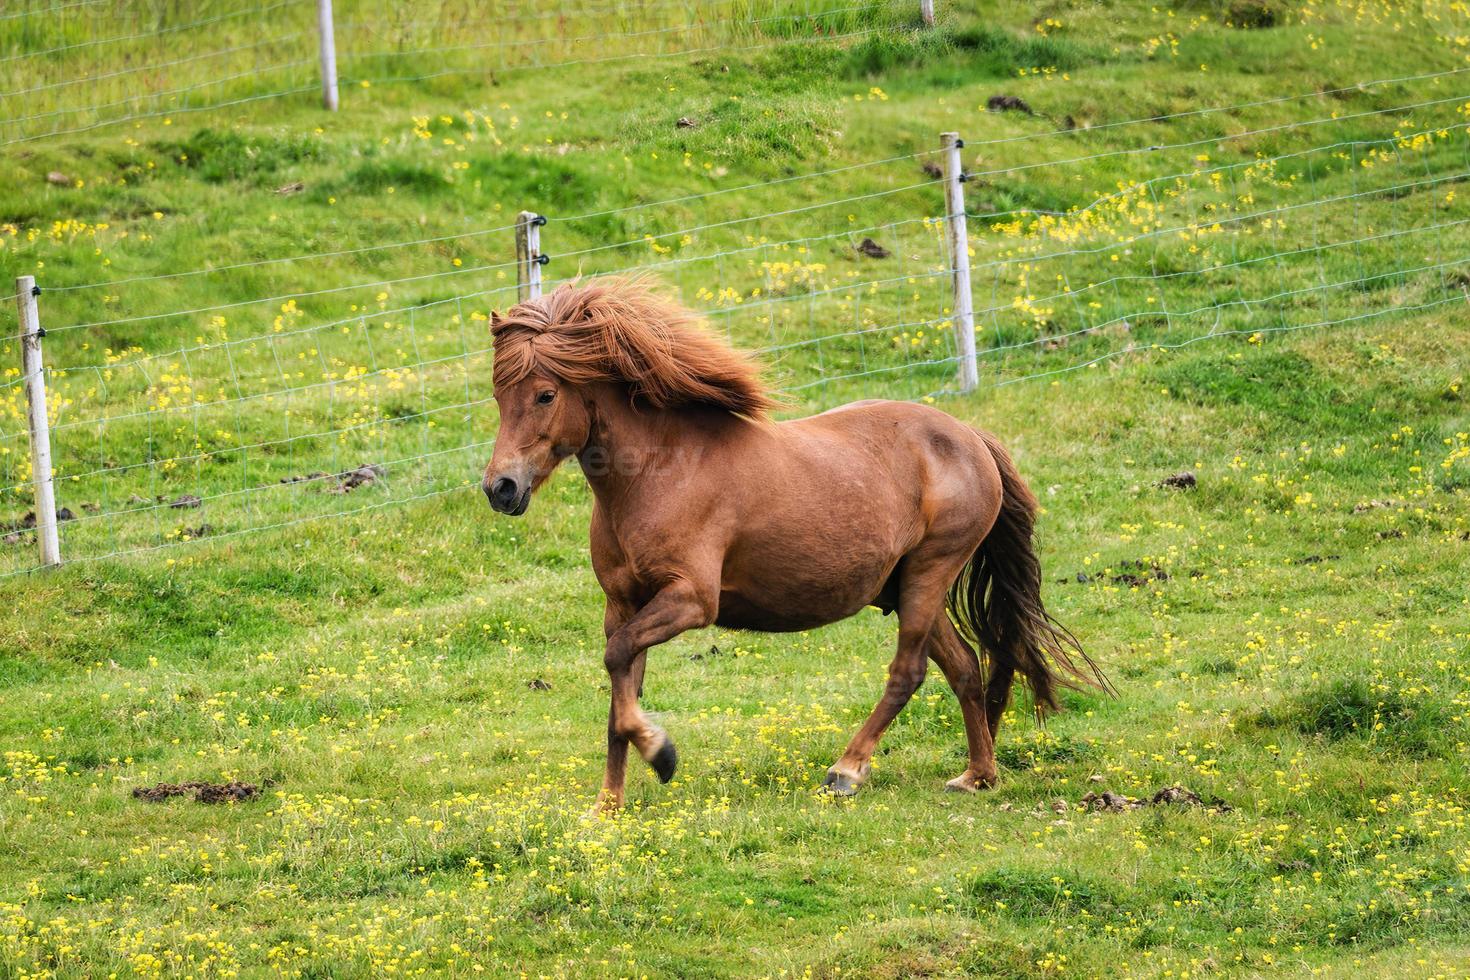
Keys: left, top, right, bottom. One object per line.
{"left": 648, "top": 738, "right": 678, "bottom": 784}
{"left": 820, "top": 769, "right": 864, "bottom": 797}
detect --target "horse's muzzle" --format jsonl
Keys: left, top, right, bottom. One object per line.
{"left": 485, "top": 476, "right": 530, "bottom": 516}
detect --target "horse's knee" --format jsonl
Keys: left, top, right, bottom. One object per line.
{"left": 887, "top": 658, "right": 928, "bottom": 696}
{"left": 604, "top": 638, "right": 635, "bottom": 674}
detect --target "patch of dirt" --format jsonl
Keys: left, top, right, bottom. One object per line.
{"left": 275, "top": 181, "right": 304, "bottom": 195}
{"left": 2, "top": 508, "right": 76, "bottom": 543}
{"left": 1352, "top": 499, "right": 1399, "bottom": 513}
{"left": 921, "top": 160, "right": 943, "bottom": 179}
{"left": 169, "top": 494, "right": 201, "bottom": 509}
{"left": 1062, "top": 560, "right": 1178, "bottom": 588}
{"left": 689, "top": 644, "right": 724, "bottom": 662}
{"left": 986, "top": 94, "right": 1033, "bottom": 114}
{"left": 1159, "top": 471, "right": 1197, "bottom": 490}
{"left": 278, "top": 463, "right": 386, "bottom": 494}
{"left": 1226, "top": 0, "right": 1282, "bottom": 28}
{"left": 1288, "top": 554, "right": 1341, "bottom": 565}
{"left": 526, "top": 678, "right": 552, "bottom": 691}
{"left": 47, "top": 171, "right": 71, "bottom": 186}
{"left": 856, "top": 238, "right": 890, "bottom": 259}
{"left": 1375, "top": 528, "right": 1406, "bottom": 540}
{"left": 1110, "top": 559, "right": 1170, "bottom": 588}
{"left": 324, "top": 463, "right": 387, "bottom": 494}
{"left": 1079, "top": 785, "right": 1232, "bottom": 814}
{"left": 675, "top": 116, "right": 698, "bottom": 129}
{"left": 132, "top": 780, "right": 260, "bottom": 804}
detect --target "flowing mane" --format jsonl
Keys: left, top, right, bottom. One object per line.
{"left": 490, "top": 278, "right": 779, "bottom": 419}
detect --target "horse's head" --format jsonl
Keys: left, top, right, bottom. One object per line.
{"left": 484, "top": 367, "right": 590, "bottom": 516}
{"left": 483, "top": 279, "right": 776, "bottom": 515}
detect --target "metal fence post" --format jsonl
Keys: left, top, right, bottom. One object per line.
{"left": 317, "top": 0, "right": 339, "bottom": 111}
{"left": 940, "top": 133, "right": 978, "bottom": 392}
{"left": 15, "top": 276, "right": 60, "bottom": 567}
{"left": 920, "top": 0, "right": 935, "bottom": 27}
{"left": 516, "top": 211, "right": 547, "bottom": 302}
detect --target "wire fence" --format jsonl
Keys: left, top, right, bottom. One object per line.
{"left": 0, "top": 0, "right": 899, "bottom": 145}
{"left": 2, "top": 4, "right": 1468, "bottom": 577}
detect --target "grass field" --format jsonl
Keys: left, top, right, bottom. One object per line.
{"left": 2, "top": 0, "right": 1470, "bottom": 976}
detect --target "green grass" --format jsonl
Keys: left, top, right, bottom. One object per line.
{"left": 1, "top": 0, "right": 1470, "bottom": 976}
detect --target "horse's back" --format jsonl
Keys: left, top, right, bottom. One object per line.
{"left": 786, "top": 399, "right": 995, "bottom": 481}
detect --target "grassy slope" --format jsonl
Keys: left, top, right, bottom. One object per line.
{"left": 2, "top": 0, "right": 1470, "bottom": 976}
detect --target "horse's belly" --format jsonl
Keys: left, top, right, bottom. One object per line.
{"left": 714, "top": 589, "right": 871, "bottom": 632}
{"left": 714, "top": 536, "right": 900, "bottom": 633}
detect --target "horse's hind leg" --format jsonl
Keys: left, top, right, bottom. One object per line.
{"left": 984, "top": 662, "right": 1015, "bottom": 749}
{"left": 927, "top": 617, "right": 999, "bottom": 792}
{"left": 823, "top": 549, "right": 969, "bottom": 796}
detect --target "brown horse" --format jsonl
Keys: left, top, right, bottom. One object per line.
{"left": 484, "top": 278, "right": 1105, "bottom": 809}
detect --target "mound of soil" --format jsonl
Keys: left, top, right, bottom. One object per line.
{"left": 1159, "top": 471, "right": 1197, "bottom": 490}
{"left": 987, "top": 94, "right": 1033, "bottom": 114}
{"left": 1080, "top": 784, "right": 1232, "bottom": 814}
{"left": 132, "top": 780, "right": 260, "bottom": 804}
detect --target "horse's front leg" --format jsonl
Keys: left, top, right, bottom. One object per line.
{"left": 597, "top": 579, "right": 716, "bottom": 810}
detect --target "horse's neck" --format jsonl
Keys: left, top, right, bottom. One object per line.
{"left": 579, "top": 386, "right": 727, "bottom": 510}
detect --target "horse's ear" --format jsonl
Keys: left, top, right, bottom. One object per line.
{"left": 489, "top": 310, "right": 501, "bottom": 329}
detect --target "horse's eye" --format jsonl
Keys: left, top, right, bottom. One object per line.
{"left": 536, "top": 391, "right": 556, "bottom": 405}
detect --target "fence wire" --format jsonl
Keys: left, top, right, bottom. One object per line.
{"left": 1, "top": 10, "right": 1467, "bottom": 576}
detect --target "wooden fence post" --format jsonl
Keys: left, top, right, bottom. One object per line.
{"left": 516, "top": 211, "right": 546, "bottom": 302}
{"left": 317, "top": 0, "right": 339, "bottom": 111}
{"left": 15, "top": 276, "right": 60, "bottom": 567}
{"left": 940, "top": 132, "right": 978, "bottom": 392}
{"left": 920, "top": 0, "right": 935, "bottom": 27}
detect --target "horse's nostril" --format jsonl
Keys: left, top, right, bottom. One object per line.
{"left": 488, "top": 477, "right": 518, "bottom": 508}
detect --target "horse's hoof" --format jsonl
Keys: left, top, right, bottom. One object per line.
{"left": 587, "top": 793, "right": 623, "bottom": 818}
{"left": 945, "top": 771, "right": 998, "bottom": 793}
{"left": 648, "top": 737, "right": 678, "bottom": 784}
{"left": 820, "top": 768, "right": 864, "bottom": 797}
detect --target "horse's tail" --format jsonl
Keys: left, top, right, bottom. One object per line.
{"left": 946, "top": 431, "right": 1111, "bottom": 712}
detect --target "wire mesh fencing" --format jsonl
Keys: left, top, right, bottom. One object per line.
{"left": 2, "top": 13, "right": 1468, "bottom": 576}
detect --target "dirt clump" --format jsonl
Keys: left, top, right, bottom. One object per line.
{"left": 987, "top": 94, "right": 1033, "bottom": 114}
{"left": 132, "top": 780, "right": 261, "bottom": 804}
{"left": 1079, "top": 784, "right": 1232, "bottom": 814}
{"left": 322, "top": 463, "right": 387, "bottom": 494}
{"left": 1109, "top": 559, "right": 1170, "bottom": 588}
